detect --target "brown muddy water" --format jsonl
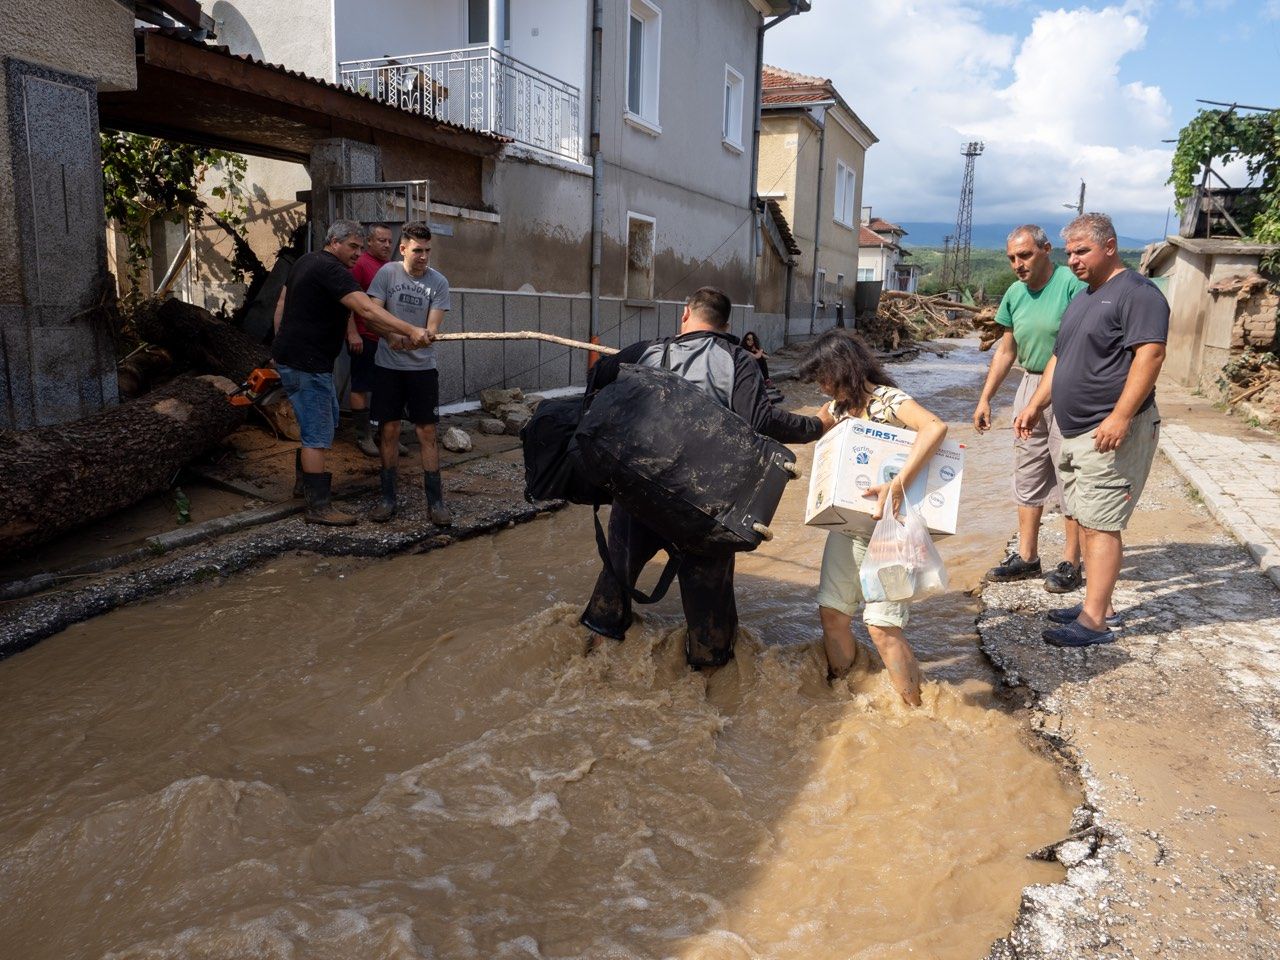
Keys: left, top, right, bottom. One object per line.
{"left": 0, "top": 341, "right": 1078, "bottom": 959}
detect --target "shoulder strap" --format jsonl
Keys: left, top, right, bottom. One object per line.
{"left": 592, "top": 505, "right": 681, "bottom": 605}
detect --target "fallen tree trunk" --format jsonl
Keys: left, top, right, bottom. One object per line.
{"left": 0, "top": 375, "right": 246, "bottom": 556}
{"left": 134, "top": 296, "right": 269, "bottom": 380}
{"left": 133, "top": 296, "right": 298, "bottom": 439}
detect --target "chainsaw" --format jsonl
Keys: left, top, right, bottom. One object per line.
{"left": 228, "top": 367, "right": 284, "bottom": 408}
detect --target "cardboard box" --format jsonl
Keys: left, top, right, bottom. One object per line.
{"left": 805, "top": 417, "right": 965, "bottom": 537}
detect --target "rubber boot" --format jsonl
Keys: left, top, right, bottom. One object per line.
{"left": 353, "top": 409, "right": 379, "bottom": 457}
{"left": 292, "top": 448, "right": 305, "bottom": 498}
{"left": 302, "top": 472, "right": 357, "bottom": 526}
{"left": 424, "top": 470, "right": 452, "bottom": 526}
{"left": 369, "top": 468, "right": 397, "bottom": 523}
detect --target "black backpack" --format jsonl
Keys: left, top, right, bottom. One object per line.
{"left": 575, "top": 363, "right": 799, "bottom": 557}
{"left": 520, "top": 396, "right": 606, "bottom": 505}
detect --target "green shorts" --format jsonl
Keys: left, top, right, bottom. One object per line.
{"left": 816, "top": 531, "right": 910, "bottom": 629}
{"left": 1058, "top": 403, "right": 1160, "bottom": 532}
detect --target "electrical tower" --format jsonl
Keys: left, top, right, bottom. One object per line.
{"left": 945, "top": 141, "right": 984, "bottom": 290}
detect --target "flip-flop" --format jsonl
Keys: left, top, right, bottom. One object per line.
{"left": 1042, "top": 619, "right": 1115, "bottom": 648}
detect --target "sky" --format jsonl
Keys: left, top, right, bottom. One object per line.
{"left": 764, "top": 0, "right": 1280, "bottom": 241}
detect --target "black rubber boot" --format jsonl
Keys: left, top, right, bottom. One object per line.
{"left": 302, "top": 472, "right": 357, "bottom": 526}
{"left": 292, "top": 449, "right": 304, "bottom": 499}
{"left": 353, "top": 409, "right": 379, "bottom": 457}
{"left": 369, "top": 468, "right": 397, "bottom": 523}
{"left": 424, "top": 471, "right": 452, "bottom": 526}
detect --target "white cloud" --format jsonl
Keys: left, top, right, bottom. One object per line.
{"left": 764, "top": 1, "right": 1177, "bottom": 237}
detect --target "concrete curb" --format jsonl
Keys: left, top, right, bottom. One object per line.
{"left": 1158, "top": 431, "right": 1280, "bottom": 590}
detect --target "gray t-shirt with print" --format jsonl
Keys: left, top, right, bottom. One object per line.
{"left": 367, "top": 262, "right": 451, "bottom": 371}
{"left": 1051, "top": 269, "right": 1168, "bottom": 438}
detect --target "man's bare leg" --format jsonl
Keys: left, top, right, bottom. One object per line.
{"left": 1018, "top": 503, "right": 1044, "bottom": 561}
{"left": 1077, "top": 526, "right": 1120, "bottom": 629}
{"left": 1063, "top": 515, "right": 1082, "bottom": 567}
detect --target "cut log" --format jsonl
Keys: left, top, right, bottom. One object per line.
{"left": 0, "top": 375, "right": 246, "bottom": 556}
{"left": 133, "top": 296, "right": 299, "bottom": 440}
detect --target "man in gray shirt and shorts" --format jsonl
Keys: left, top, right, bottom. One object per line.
{"left": 1015, "top": 213, "right": 1168, "bottom": 648}
{"left": 366, "top": 221, "right": 453, "bottom": 525}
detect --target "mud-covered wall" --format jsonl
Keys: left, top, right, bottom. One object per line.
{"left": 596, "top": 0, "right": 759, "bottom": 305}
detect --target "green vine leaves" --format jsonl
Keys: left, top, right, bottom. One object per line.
{"left": 100, "top": 133, "right": 250, "bottom": 296}
{"left": 1168, "top": 108, "right": 1280, "bottom": 257}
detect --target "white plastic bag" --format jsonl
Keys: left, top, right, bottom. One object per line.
{"left": 858, "top": 488, "right": 949, "bottom": 604}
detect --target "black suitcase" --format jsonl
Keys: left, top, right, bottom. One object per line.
{"left": 520, "top": 396, "right": 606, "bottom": 505}
{"left": 575, "top": 364, "right": 798, "bottom": 557}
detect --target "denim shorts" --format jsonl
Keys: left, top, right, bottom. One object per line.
{"left": 277, "top": 364, "right": 339, "bottom": 449}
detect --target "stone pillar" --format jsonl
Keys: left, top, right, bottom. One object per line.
{"left": 306, "top": 138, "right": 382, "bottom": 250}
{"left": 0, "top": 57, "right": 118, "bottom": 430}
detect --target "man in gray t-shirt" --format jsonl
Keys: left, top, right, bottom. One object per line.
{"left": 366, "top": 221, "right": 453, "bottom": 526}
{"left": 1014, "top": 212, "right": 1168, "bottom": 649}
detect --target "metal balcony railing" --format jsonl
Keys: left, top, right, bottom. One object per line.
{"left": 339, "top": 47, "right": 583, "bottom": 164}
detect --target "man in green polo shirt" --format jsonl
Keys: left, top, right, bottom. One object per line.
{"left": 973, "top": 224, "right": 1087, "bottom": 591}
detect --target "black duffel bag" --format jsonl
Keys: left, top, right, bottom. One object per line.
{"left": 520, "top": 396, "right": 605, "bottom": 505}
{"left": 575, "top": 363, "right": 798, "bottom": 557}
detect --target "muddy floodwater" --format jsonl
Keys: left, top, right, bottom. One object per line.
{"left": 0, "top": 341, "right": 1078, "bottom": 959}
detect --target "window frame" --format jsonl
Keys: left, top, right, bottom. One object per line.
{"left": 625, "top": 0, "right": 662, "bottom": 133}
{"left": 625, "top": 211, "right": 657, "bottom": 303}
{"left": 833, "top": 160, "right": 857, "bottom": 228}
{"left": 722, "top": 64, "right": 744, "bottom": 151}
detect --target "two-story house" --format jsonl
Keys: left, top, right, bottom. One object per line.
{"left": 194, "top": 0, "right": 807, "bottom": 406}
{"left": 755, "top": 64, "right": 876, "bottom": 339}
{"left": 858, "top": 213, "right": 920, "bottom": 293}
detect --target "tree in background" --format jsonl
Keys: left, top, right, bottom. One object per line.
{"left": 100, "top": 132, "right": 250, "bottom": 298}
{"left": 1169, "top": 107, "right": 1280, "bottom": 262}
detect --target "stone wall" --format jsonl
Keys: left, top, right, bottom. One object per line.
{"left": 0, "top": 0, "right": 140, "bottom": 428}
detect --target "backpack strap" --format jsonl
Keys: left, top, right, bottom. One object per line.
{"left": 592, "top": 504, "right": 681, "bottom": 605}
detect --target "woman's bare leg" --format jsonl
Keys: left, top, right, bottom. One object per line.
{"left": 866, "top": 624, "right": 923, "bottom": 707}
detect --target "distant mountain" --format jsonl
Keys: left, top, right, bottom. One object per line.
{"left": 896, "top": 221, "right": 1159, "bottom": 250}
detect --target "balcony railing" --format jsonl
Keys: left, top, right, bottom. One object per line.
{"left": 338, "top": 47, "right": 583, "bottom": 164}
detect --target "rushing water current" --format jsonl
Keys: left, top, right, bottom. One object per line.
{"left": 0, "top": 341, "right": 1077, "bottom": 959}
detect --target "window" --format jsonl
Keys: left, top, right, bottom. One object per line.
{"left": 626, "top": 0, "right": 661, "bottom": 129}
{"left": 834, "top": 160, "right": 857, "bottom": 228}
{"left": 722, "top": 65, "right": 744, "bottom": 149}
{"left": 626, "top": 213, "right": 656, "bottom": 301}
{"left": 857, "top": 267, "right": 875, "bottom": 281}
{"left": 467, "top": 0, "right": 509, "bottom": 45}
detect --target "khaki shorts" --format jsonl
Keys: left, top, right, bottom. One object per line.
{"left": 1058, "top": 404, "right": 1161, "bottom": 532}
{"left": 1012, "top": 370, "right": 1066, "bottom": 511}
{"left": 816, "top": 531, "right": 910, "bottom": 629}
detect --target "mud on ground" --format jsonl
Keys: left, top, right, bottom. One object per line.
{"left": 980, "top": 451, "right": 1280, "bottom": 958}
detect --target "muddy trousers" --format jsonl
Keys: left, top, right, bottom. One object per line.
{"left": 580, "top": 505, "right": 738, "bottom": 668}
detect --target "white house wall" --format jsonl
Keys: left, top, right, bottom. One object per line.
{"left": 333, "top": 0, "right": 466, "bottom": 63}
{"left": 509, "top": 0, "right": 590, "bottom": 99}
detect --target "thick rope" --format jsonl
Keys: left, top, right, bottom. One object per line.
{"left": 431, "top": 331, "right": 620, "bottom": 355}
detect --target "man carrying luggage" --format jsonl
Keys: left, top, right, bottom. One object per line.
{"left": 580, "top": 287, "right": 834, "bottom": 669}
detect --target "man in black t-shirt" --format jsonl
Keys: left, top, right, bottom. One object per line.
{"left": 1014, "top": 213, "right": 1168, "bottom": 649}
{"left": 272, "top": 220, "right": 434, "bottom": 525}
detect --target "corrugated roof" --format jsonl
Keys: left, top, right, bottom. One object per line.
{"left": 134, "top": 27, "right": 509, "bottom": 148}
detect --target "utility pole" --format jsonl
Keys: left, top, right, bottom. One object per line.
{"left": 948, "top": 142, "right": 983, "bottom": 290}
{"left": 940, "top": 235, "right": 953, "bottom": 289}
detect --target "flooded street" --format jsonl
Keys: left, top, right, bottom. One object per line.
{"left": 0, "top": 341, "right": 1079, "bottom": 959}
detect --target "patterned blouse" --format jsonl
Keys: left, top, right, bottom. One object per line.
{"left": 831, "top": 384, "right": 912, "bottom": 429}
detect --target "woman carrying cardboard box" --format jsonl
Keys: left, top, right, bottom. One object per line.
{"left": 797, "top": 330, "right": 949, "bottom": 707}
